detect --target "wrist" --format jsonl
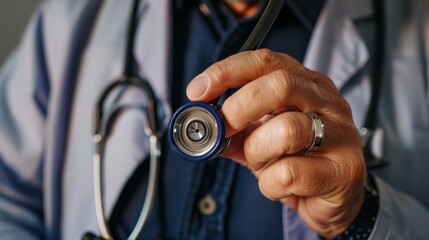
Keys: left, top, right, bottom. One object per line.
{"left": 322, "top": 174, "right": 379, "bottom": 240}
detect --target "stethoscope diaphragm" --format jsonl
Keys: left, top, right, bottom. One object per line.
{"left": 168, "top": 102, "right": 231, "bottom": 162}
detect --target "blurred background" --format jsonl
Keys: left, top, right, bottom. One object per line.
{"left": 0, "top": 1, "right": 41, "bottom": 65}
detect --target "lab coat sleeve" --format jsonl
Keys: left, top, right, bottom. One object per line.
{"left": 369, "top": 176, "right": 429, "bottom": 239}
{"left": 0, "top": 4, "right": 49, "bottom": 239}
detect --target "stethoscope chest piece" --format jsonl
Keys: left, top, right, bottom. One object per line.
{"left": 168, "top": 102, "right": 231, "bottom": 162}
{"left": 167, "top": 0, "right": 285, "bottom": 163}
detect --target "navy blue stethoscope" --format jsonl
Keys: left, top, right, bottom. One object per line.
{"left": 86, "top": 0, "right": 386, "bottom": 239}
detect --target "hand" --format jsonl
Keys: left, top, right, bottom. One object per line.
{"left": 186, "top": 49, "right": 367, "bottom": 238}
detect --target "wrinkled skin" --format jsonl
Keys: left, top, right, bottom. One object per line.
{"left": 186, "top": 49, "right": 367, "bottom": 238}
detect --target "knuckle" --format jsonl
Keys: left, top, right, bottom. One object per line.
{"left": 254, "top": 48, "right": 281, "bottom": 71}
{"left": 210, "top": 61, "right": 230, "bottom": 86}
{"left": 268, "top": 70, "right": 296, "bottom": 108}
{"left": 258, "top": 180, "right": 277, "bottom": 200}
{"left": 336, "top": 98, "right": 353, "bottom": 118}
{"left": 258, "top": 160, "right": 295, "bottom": 201}
{"left": 243, "top": 136, "right": 263, "bottom": 166}
{"left": 277, "top": 69, "right": 296, "bottom": 96}
{"left": 223, "top": 95, "right": 248, "bottom": 127}
{"left": 277, "top": 116, "right": 301, "bottom": 153}
{"left": 274, "top": 160, "right": 295, "bottom": 192}
{"left": 256, "top": 48, "right": 276, "bottom": 63}
{"left": 318, "top": 82, "right": 353, "bottom": 119}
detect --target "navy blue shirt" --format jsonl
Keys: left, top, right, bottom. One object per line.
{"left": 109, "top": 1, "right": 324, "bottom": 239}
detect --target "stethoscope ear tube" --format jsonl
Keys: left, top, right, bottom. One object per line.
{"left": 168, "top": 102, "right": 231, "bottom": 162}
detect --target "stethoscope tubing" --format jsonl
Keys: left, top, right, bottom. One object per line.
{"left": 93, "top": 128, "right": 160, "bottom": 239}
{"left": 93, "top": 75, "right": 160, "bottom": 239}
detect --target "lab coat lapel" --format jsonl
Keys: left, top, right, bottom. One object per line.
{"left": 303, "top": 0, "right": 373, "bottom": 90}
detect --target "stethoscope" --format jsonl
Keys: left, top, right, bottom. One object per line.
{"left": 85, "top": 0, "right": 284, "bottom": 239}
{"left": 86, "top": 0, "right": 386, "bottom": 239}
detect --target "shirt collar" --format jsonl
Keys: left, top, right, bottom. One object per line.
{"left": 176, "top": 0, "right": 325, "bottom": 29}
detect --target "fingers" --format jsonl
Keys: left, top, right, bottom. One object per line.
{"left": 220, "top": 69, "right": 325, "bottom": 136}
{"left": 257, "top": 155, "right": 364, "bottom": 201}
{"left": 258, "top": 156, "right": 336, "bottom": 200}
{"left": 229, "top": 110, "right": 358, "bottom": 170}
{"left": 187, "top": 49, "right": 348, "bottom": 137}
{"left": 187, "top": 49, "right": 297, "bottom": 101}
{"left": 242, "top": 112, "right": 313, "bottom": 170}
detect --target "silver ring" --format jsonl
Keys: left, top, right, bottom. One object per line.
{"left": 305, "top": 112, "right": 324, "bottom": 154}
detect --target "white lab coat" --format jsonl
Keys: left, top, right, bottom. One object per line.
{"left": 0, "top": 0, "right": 428, "bottom": 239}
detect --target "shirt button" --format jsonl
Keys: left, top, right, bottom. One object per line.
{"left": 198, "top": 193, "right": 217, "bottom": 216}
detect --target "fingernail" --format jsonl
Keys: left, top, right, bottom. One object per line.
{"left": 187, "top": 75, "right": 208, "bottom": 99}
